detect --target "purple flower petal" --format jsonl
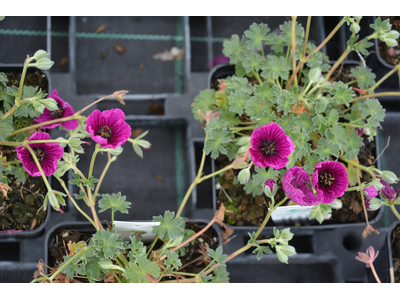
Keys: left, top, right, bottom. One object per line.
{"left": 363, "top": 185, "right": 378, "bottom": 199}
{"left": 16, "top": 131, "right": 64, "bottom": 177}
{"left": 34, "top": 89, "right": 79, "bottom": 130}
{"left": 86, "top": 108, "right": 132, "bottom": 149}
{"left": 311, "top": 161, "right": 349, "bottom": 204}
{"left": 282, "top": 166, "right": 321, "bottom": 206}
{"left": 249, "top": 123, "right": 295, "bottom": 169}
{"left": 380, "top": 178, "right": 399, "bottom": 202}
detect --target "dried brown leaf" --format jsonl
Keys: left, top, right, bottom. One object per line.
{"left": 132, "top": 128, "right": 144, "bottom": 138}
{"left": 95, "top": 24, "right": 106, "bottom": 33}
{"left": 221, "top": 227, "right": 235, "bottom": 245}
{"left": 351, "top": 200, "right": 362, "bottom": 214}
{"left": 30, "top": 218, "right": 37, "bottom": 231}
{"left": 104, "top": 272, "right": 117, "bottom": 283}
{"left": 113, "top": 90, "right": 129, "bottom": 105}
{"left": 0, "top": 182, "right": 11, "bottom": 199}
{"left": 152, "top": 50, "right": 174, "bottom": 61}
{"left": 362, "top": 224, "right": 380, "bottom": 239}
{"left": 114, "top": 44, "right": 126, "bottom": 53}
{"left": 59, "top": 56, "right": 69, "bottom": 67}
{"left": 33, "top": 260, "right": 46, "bottom": 279}
{"left": 101, "top": 50, "right": 108, "bottom": 59}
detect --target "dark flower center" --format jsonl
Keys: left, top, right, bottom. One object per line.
{"left": 319, "top": 172, "right": 335, "bottom": 187}
{"left": 34, "top": 148, "right": 46, "bottom": 161}
{"left": 50, "top": 104, "right": 64, "bottom": 119}
{"left": 98, "top": 126, "right": 112, "bottom": 139}
{"left": 260, "top": 141, "right": 276, "bottom": 156}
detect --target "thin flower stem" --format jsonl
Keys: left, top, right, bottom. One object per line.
{"left": 370, "top": 263, "right": 382, "bottom": 283}
{"left": 15, "top": 57, "right": 33, "bottom": 106}
{"left": 1, "top": 98, "right": 34, "bottom": 120}
{"left": 200, "top": 164, "right": 233, "bottom": 182}
{"left": 356, "top": 167, "right": 370, "bottom": 227}
{"left": 48, "top": 247, "right": 88, "bottom": 282}
{"left": 287, "top": 17, "right": 346, "bottom": 90}
{"left": 159, "top": 218, "right": 216, "bottom": 261}
{"left": 337, "top": 122, "right": 366, "bottom": 128}
{"left": 94, "top": 152, "right": 116, "bottom": 199}
{"left": 370, "top": 64, "right": 399, "bottom": 92}
{"left": 55, "top": 177, "right": 96, "bottom": 228}
{"left": 255, "top": 196, "right": 288, "bottom": 239}
{"left": 109, "top": 270, "right": 121, "bottom": 283}
{"left": 325, "top": 48, "right": 350, "bottom": 81}
{"left": 147, "top": 234, "right": 159, "bottom": 257}
{"left": 252, "top": 70, "right": 263, "bottom": 86}
{"left": 391, "top": 205, "right": 400, "bottom": 221}
{"left": 87, "top": 147, "right": 102, "bottom": 230}
{"left": 298, "top": 17, "right": 312, "bottom": 82}
{"left": 117, "top": 253, "right": 129, "bottom": 267}
{"left": 291, "top": 16, "right": 298, "bottom": 88}
{"left": 7, "top": 115, "right": 86, "bottom": 138}
{"left": 24, "top": 143, "right": 52, "bottom": 193}
{"left": 350, "top": 92, "right": 400, "bottom": 104}
{"left": 339, "top": 155, "right": 376, "bottom": 179}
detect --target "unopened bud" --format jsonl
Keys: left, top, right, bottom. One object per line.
{"left": 238, "top": 168, "right": 250, "bottom": 184}
{"left": 36, "top": 57, "right": 54, "bottom": 70}
{"left": 308, "top": 67, "right": 321, "bottom": 83}
{"left": 113, "top": 90, "right": 129, "bottom": 105}
{"left": 33, "top": 49, "right": 49, "bottom": 60}
{"left": 367, "top": 198, "right": 382, "bottom": 211}
{"left": 381, "top": 171, "right": 398, "bottom": 184}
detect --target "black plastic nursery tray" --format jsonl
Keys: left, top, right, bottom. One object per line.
{"left": 72, "top": 117, "right": 189, "bottom": 221}
{"left": 71, "top": 16, "right": 186, "bottom": 96}
{"left": 0, "top": 16, "right": 49, "bottom": 65}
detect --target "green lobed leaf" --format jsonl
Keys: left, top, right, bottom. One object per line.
{"left": 242, "top": 52, "right": 265, "bottom": 73}
{"left": 0, "top": 117, "right": 14, "bottom": 140}
{"left": 122, "top": 255, "right": 161, "bottom": 283}
{"left": 191, "top": 89, "right": 217, "bottom": 121}
{"left": 260, "top": 55, "right": 291, "bottom": 80}
{"left": 98, "top": 192, "right": 131, "bottom": 214}
{"left": 252, "top": 167, "right": 280, "bottom": 185}
{"left": 243, "top": 178, "right": 264, "bottom": 197}
{"left": 211, "top": 266, "right": 230, "bottom": 283}
{"left": 222, "top": 34, "right": 248, "bottom": 64}
{"left": 208, "top": 246, "right": 228, "bottom": 268}
{"left": 90, "top": 229, "right": 128, "bottom": 260}
{"left": 244, "top": 22, "right": 271, "bottom": 51}
{"left": 151, "top": 210, "right": 185, "bottom": 240}
{"left": 349, "top": 66, "right": 376, "bottom": 90}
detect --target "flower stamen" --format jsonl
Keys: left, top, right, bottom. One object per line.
{"left": 261, "top": 141, "right": 276, "bottom": 156}
{"left": 319, "top": 172, "right": 335, "bottom": 186}
{"left": 98, "top": 126, "right": 112, "bottom": 139}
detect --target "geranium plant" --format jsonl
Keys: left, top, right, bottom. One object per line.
{"left": 3, "top": 16, "right": 400, "bottom": 283}
{"left": 190, "top": 16, "right": 400, "bottom": 252}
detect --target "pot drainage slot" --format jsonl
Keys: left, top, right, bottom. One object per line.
{"left": 342, "top": 234, "right": 362, "bottom": 252}
{"left": 0, "top": 242, "right": 19, "bottom": 261}
{"left": 97, "top": 99, "right": 165, "bottom": 115}
{"left": 244, "top": 233, "right": 313, "bottom": 254}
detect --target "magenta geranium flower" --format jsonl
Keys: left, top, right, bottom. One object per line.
{"left": 34, "top": 89, "right": 79, "bottom": 130}
{"left": 249, "top": 123, "right": 295, "bottom": 169}
{"left": 16, "top": 132, "right": 64, "bottom": 177}
{"left": 379, "top": 178, "right": 399, "bottom": 202}
{"left": 311, "top": 161, "right": 349, "bottom": 204}
{"left": 282, "top": 166, "right": 321, "bottom": 206}
{"left": 86, "top": 108, "right": 132, "bottom": 149}
{"left": 363, "top": 185, "right": 378, "bottom": 199}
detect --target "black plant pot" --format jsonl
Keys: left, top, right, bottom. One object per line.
{"left": 0, "top": 65, "right": 53, "bottom": 238}
{"left": 44, "top": 218, "right": 223, "bottom": 281}
{"left": 68, "top": 116, "right": 189, "bottom": 221}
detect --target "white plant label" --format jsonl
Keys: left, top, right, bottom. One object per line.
{"left": 114, "top": 221, "right": 160, "bottom": 242}
{"left": 270, "top": 205, "right": 331, "bottom": 223}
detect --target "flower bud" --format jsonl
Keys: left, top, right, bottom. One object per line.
{"left": 36, "top": 57, "right": 54, "bottom": 70}
{"left": 381, "top": 171, "right": 398, "bottom": 184}
{"left": 308, "top": 67, "right": 321, "bottom": 83}
{"left": 33, "top": 49, "right": 49, "bottom": 60}
{"left": 238, "top": 168, "right": 250, "bottom": 184}
{"left": 367, "top": 198, "right": 382, "bottom": 211}
{"left": 99, "top": 259, "right": 114, "bottom": 269}
{"left": 350, "top": 22, "right": 360, "bottom": 33}
{"left": 264, "top": 179, "right": 277, "bottom": 198}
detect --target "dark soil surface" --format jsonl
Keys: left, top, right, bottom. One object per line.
{"left": 215, "top": 137, "right": 379, "bottom": 227}
{"left": 0, "top": 69, "right": 49, "bottom": 233}
{"left": 390, "top": 223, "right": 400, "bottom": 283}
{"left": 46, "top": 220, "right": 220, "bottom": 282}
